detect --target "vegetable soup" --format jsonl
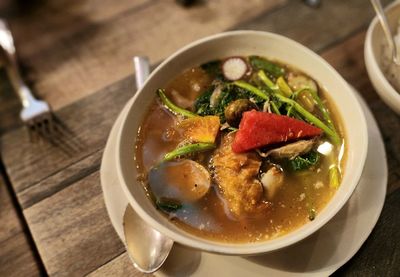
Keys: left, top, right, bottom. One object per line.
{"left": 135, "top": 56, "right": 346, "bottom": 243}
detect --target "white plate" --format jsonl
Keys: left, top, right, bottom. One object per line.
{"left": 100, "top": 89, "right": 387, "bottom": 276}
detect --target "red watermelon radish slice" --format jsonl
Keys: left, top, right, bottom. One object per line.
{"left": 232, "top": 110, "right": 322, "bottom": 153}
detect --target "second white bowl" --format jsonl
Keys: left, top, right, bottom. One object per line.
{"left": 365, "top": 0, "right": 400, "bottom": 114}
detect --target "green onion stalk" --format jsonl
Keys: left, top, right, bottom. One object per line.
{"left": 257, "top": 70, "right": 281, "bottom": 94}
{"left": 163, "top": 143, "right": 216, "bottom": 162}
{"left": 274, "top": 94, "right": 340, "bottom": 145}
{"left": 157, "top": 89, "right": 197, "bottom": 118}
{"left": 255, "top": 73, "right": 341, "bottom": 145}
{"left": 233, "top": 80, "right": 280, "bottom": 114}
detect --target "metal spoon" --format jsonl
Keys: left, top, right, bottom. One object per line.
{"left": 123, "top": 56, "right": 173, "bottom": 273}
{"left": 370, "top": 0, "right": 400, "bottom": 66}
{"left": 303, "top": 0, "right": 321, "bottom": 8}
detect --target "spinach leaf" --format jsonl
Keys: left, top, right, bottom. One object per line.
{"left": 201, "top": 60, "right": 223, "bottom": 79}
{"left": 156, "top": 198, "right": 183, "bottom": 213}
{"left": 249, "top": 56, "right": 285, "bottom": 78}
{"left": 194, "top": 83, "right": 265, "bottom": 122}
{"left": 194, "top": 87, "right": 214, "bottom": 116}
{"left": 289, "top": 151, "right": 320, "bottom": 171}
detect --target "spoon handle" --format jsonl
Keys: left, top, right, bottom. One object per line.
{"left": 370, "top": 0, "right": 400, "bottom": 65}
{"left": 133, "top": 56, "right": 150, "bottom": 90}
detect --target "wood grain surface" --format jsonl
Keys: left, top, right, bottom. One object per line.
{"left": 0, "top": 173, "right": 41, "bottom": 277}
{"left": 8, "top": 0, "right": 286, "bottom": 110}
{"left": 87, "top": 253, "right": 143, "bottom": 277}
{"left": 24, "top": 172, "right": 125, "bottom": 276}
{"left": 0, "top": 0, "right": 399, "bottom": 276}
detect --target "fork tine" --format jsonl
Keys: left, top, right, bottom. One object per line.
{"left": 52, "top": 116, "right": 85, "bottom": 152}
{"left": 25, "top": 109, "right": 85, "bottom": 157}
{"left": 28, "top": 122, "right": 40, "bottom": 143}
{"left": 34, "top": 117, "right": 74, "bottom": 156}
{"left": 46, "top": 114, "right": 55, "bottom": 135}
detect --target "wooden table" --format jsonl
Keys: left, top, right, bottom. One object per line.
{"left": 0, "top": 0, "right": 399, "bottom": 276}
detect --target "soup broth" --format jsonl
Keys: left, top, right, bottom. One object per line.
{"left": 135, "top": 56, "right": 346, "bottom": 243}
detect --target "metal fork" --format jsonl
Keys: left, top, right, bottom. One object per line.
{"left": 0, "top": 18, "right": 54, "bottom": 141}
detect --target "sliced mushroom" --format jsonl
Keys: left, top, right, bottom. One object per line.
{"left": 287, "top": 72, "right": 318, "bottom": 92}
{"left": 287, "top": 73, "right": 318, "bottom": 112}
{"left": 258, "top": 139, "right": 317, "bottom": 160}
{"left": 224, "top": 99, "right": 257, "bottom": 127}
{"left": 261, "top": 167, "right": 284, "bottom": 200}
{"left": 210, "top": 83, "right": 223, "bottom": 108}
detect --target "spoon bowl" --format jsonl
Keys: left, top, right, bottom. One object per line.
{"left": 123, "top": 205, "right": 174, "bottom": 273}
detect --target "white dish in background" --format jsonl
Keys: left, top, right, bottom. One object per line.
{"left": 365, "top": 0, "right": 400, "bottom": 114}
{"left": 115, "top": 31, "right": 368, "bottom": 255}
{"left": 100, "top": 89, "right": 387, "bottom": 276}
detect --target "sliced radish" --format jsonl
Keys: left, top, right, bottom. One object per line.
{"left": 222, "top": 57, "right": 248, "bottom": 81}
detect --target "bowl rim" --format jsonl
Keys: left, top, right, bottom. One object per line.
{"left": 365, "top": 0, "right": 400, "bottom": 114}
{"left": 115, "top": 30, "right": 368, "bottom": 255}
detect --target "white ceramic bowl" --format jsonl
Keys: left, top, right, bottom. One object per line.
{"left": 116, "top": 31, "right": 368, "bottom": 255}
{"left": 365, "top": 0, "right": 400, "bottom": 115}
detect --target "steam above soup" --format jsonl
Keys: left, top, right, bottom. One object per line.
{"left": 135, "top": 56, "right": 346, "bottom": 243}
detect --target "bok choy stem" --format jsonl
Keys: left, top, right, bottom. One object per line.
{"left": 157, "top": 89, "right": 197, "bottom": 118}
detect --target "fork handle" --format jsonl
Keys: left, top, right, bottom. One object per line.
{"left": 0, "top": 19, "right": 37, "bottom": 108}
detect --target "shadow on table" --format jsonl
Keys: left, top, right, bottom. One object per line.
{"left": 0, "top": 0, "right": 48, "bottom": 17}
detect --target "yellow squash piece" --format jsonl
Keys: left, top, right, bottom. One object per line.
{"left": 179, "top": 115, "right": 220, "bottom": 143}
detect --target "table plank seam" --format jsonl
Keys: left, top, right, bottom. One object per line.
{"left": 316, "top": 23, "right": 371, "bottom": 54}
{"left": 227, "top": 0, "right": 289, "bottom": 32}
{"left": 17, "top": 149, "right": 103, "bottom": 209}
{"left": 21, "top": 160, "right": 101, "bottom": 210}
{"left": 16, "top": 147, "right": 103, "bottom": 195}
{"left": 18, "top": 0, "right": 156, "bottom": 61}
{"left": 0, "top": 160, "right": 48, "bottom": 276}
{"left": 83, "top": 250, "right": 126, "bottom": 277}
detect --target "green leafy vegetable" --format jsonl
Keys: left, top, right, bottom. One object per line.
{"left": 157, "top": 89, "right": 197, "bottom": 118}
{"left": 156, "top": 198, "right": 182, "bottom": 212}
{"left": 274, "top": 93, "right": 341, "bottom": 145}
{"left": 276, "top": 76, "right": 293, "bottom": 97}
{"left": 307, "top": 90, "right": 337, "bottom": 133}
{"left": 194, "top": 87, "right": 214, "bottom": 116}
{"left": 234, "top": 79, "right": 340, "bottom": 144}
{"left": 257, "top": 70, "right": 278, "bottom": 91}
{"left": 194, "top": 83, "right": 264, "bottom": 122}
{"left": 201, "top": 60, "right": 223, "bottom": 79}
{"left": 232, "top": 81, "right": 268, "bottom": 100}
{"left": 289, "top": 151, "right": 320, "bottom": 171}
{"left": 163, "top": 142, "right": 216, "bottom": 161}
{"left": 249, "top": 56, "right": 285, "bottom": 78}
